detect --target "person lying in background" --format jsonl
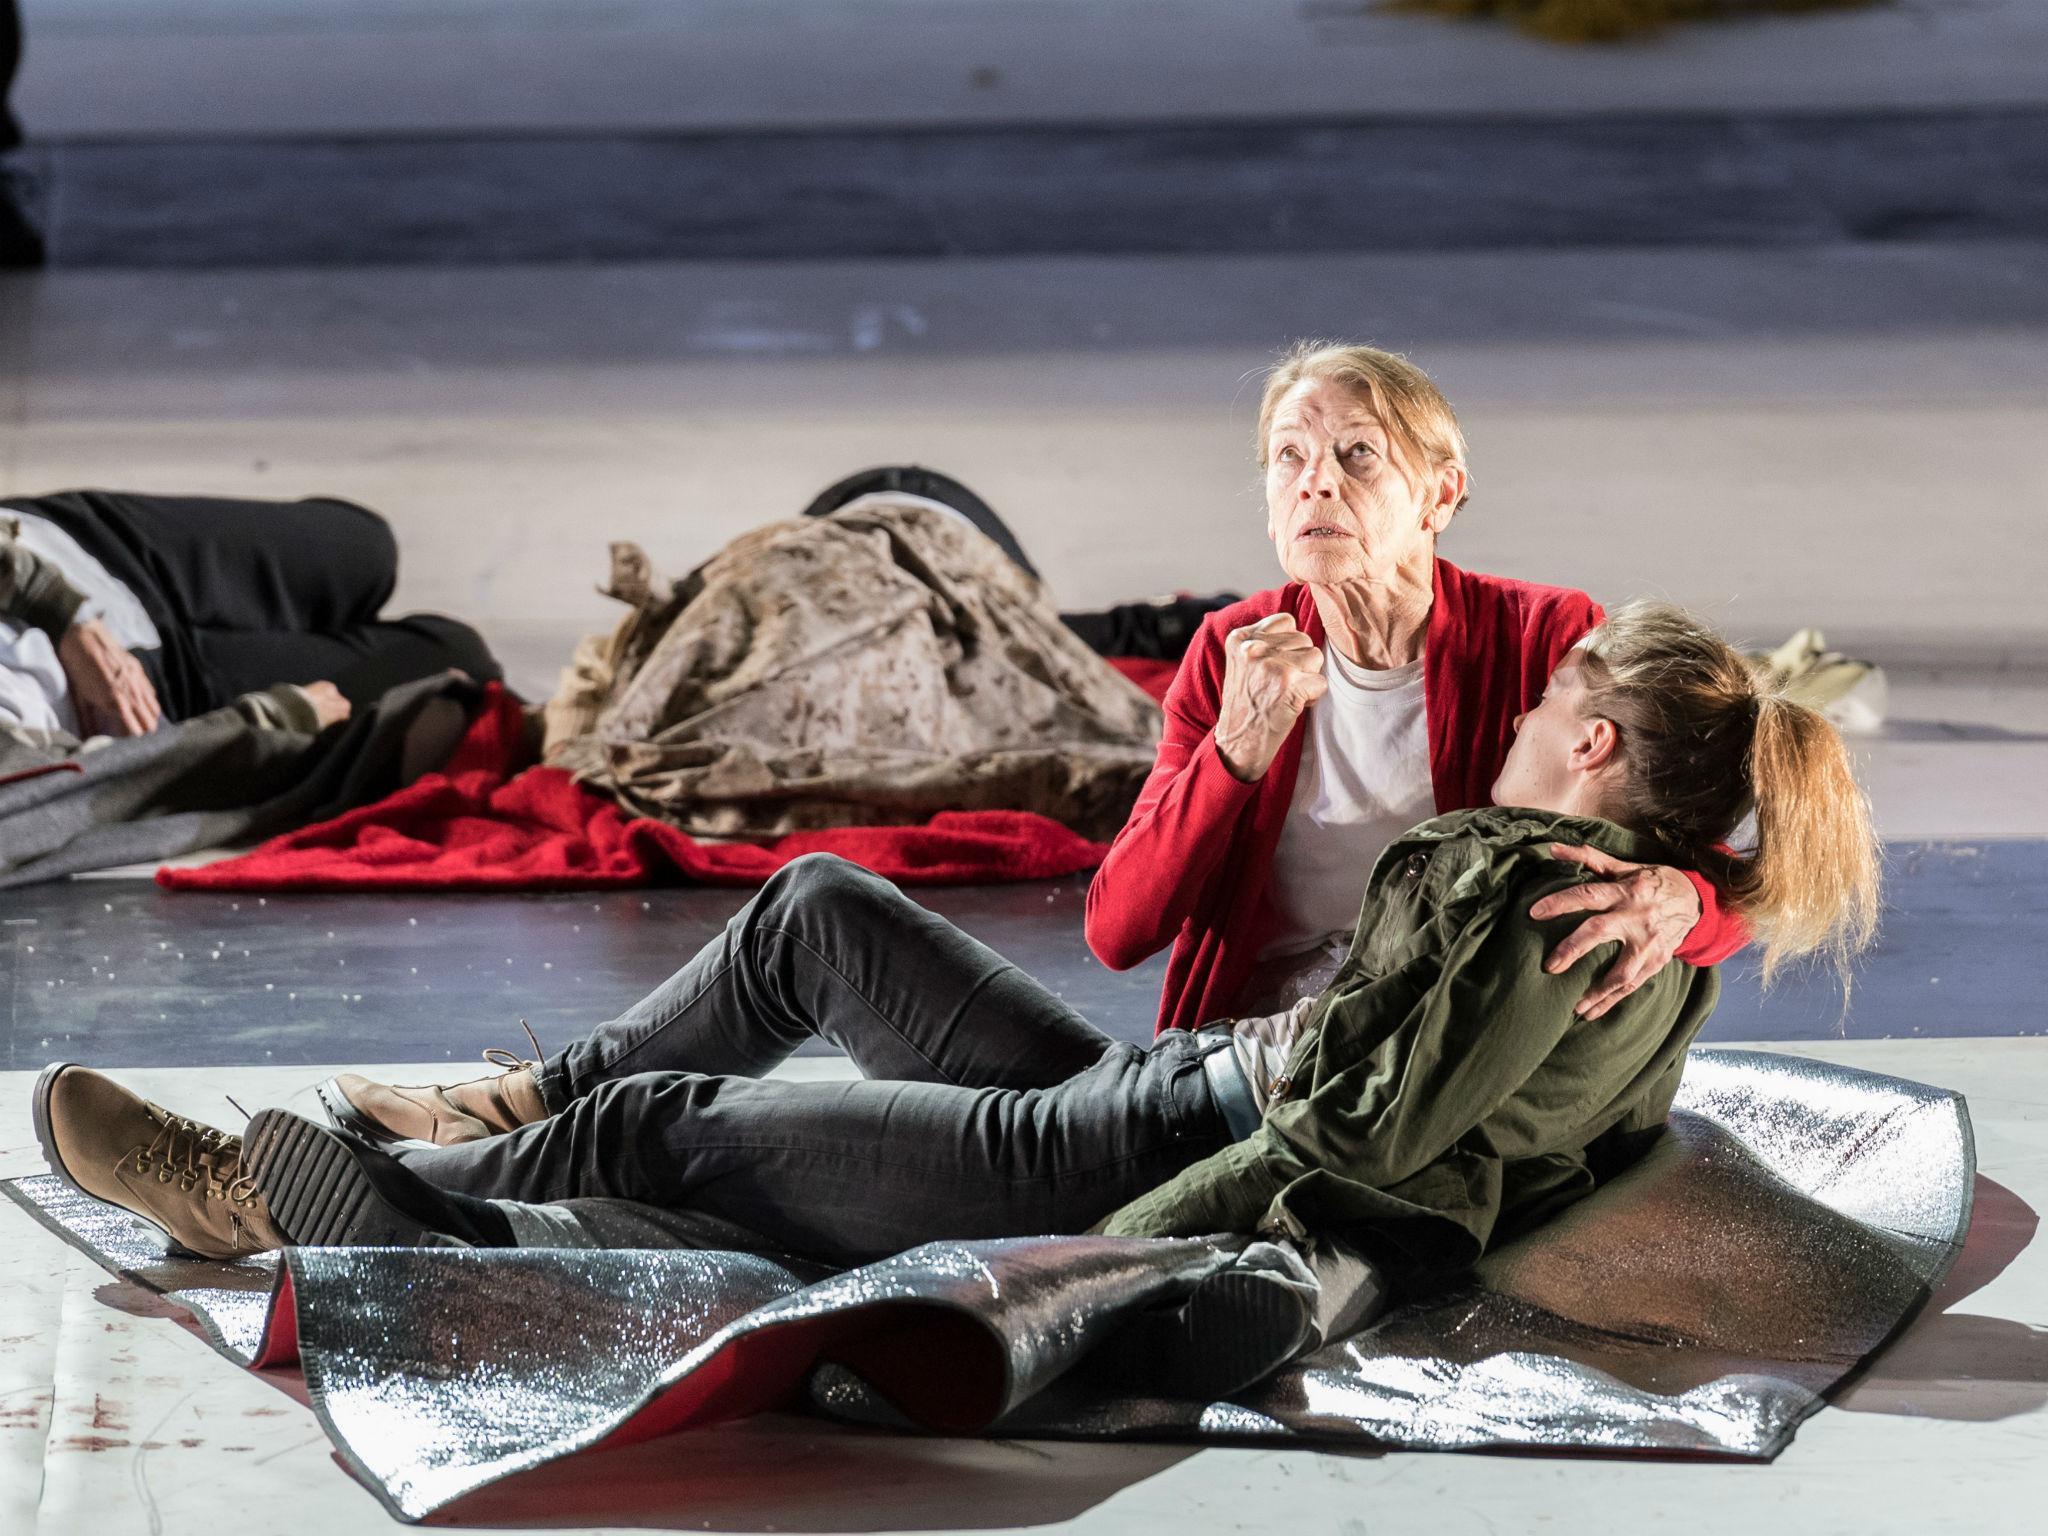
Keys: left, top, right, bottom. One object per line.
{"left": 799, "top": 463, "right": 1243, "bottom": 664}
{"left": 0, "top": 493, "right": 498, "bottom": 880}
{"left": 537, "top": 485, "right": 1164, "bottom": 844}
{"left": 1, "top": 512, "right": 345, "bottom": 776}
{"left": 34, "top": 602, "right": 1879, "bottom": 1363}
{"left": 1, "top": 490, "right": 498, "bottom": 745}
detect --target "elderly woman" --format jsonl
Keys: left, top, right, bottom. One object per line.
{"left": 1086, "top": 342, "right": 1747, "bottom": 1034}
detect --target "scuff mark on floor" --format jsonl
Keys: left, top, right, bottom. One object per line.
{"left": 53, "top": 1433, "right": 130, "bottom": 1452}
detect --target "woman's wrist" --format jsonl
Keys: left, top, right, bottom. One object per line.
{"left": 1659, "top": 864, "right": 1705, "bottom": 939}
{"left": 1214, "top": 724, "right": 1277, "bottom": 782}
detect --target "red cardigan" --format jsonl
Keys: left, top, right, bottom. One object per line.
{"left": 1086, "top": 559, "right": 1748, "bottom": 1035}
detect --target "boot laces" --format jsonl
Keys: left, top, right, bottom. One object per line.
{"left": 140, "top": 1107, "right": 259, "bottom": 1207}
{"left": 481, "top": 1017, "right": 545, "bottom": 1073}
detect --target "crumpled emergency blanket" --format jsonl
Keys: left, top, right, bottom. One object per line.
{"left": 542, "top": 499, "right": 1164, "bottom": 842}
{"left": 157, "top": 679, "right": 1128, "bottom": 892}
{"left": 2, "top": 1049, "right": 1973, "bottom": 1524}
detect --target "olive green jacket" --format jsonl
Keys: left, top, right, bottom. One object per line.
{"left": 1100, "top": 806, "right": 1721, "bottom": 1283}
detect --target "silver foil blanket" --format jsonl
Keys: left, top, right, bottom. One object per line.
{"left": 1, "top": 1048, "right": 1974, "bottom": 1523}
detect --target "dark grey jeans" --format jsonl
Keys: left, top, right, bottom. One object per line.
{"left": 399, "top": 854, "right": 1234, "bottom": 1264}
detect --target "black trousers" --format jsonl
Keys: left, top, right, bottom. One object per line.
{"left": 4, "top": 490, "right": 501, "bottom": 719}
{"left": 400, "top": 855, "right": 1234, "bottom": 1265}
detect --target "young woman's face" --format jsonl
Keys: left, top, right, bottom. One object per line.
{"left": 1492, "top": 659, "right": 1597, "bottom": 812}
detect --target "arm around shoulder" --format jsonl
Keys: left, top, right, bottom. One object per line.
{"left": 1101, "top": 867, "right": 1605, "bottom": 1241}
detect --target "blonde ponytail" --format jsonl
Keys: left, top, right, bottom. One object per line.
{"left": 1576, "top": 602, "right": 1882, "bottom": 987}
{"left": 1728, "top": 694, "right": 1881, "bottom": 985}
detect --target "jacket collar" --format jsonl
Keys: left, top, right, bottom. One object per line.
{"left": 1396, "top": 805, "right": 1679, "bottom": 869}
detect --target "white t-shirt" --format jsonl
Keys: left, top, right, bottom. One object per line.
{"left": 1, "top": 511, "right": 161, "bottom": 734}
{"left": 1225, "top": 646, "right": 1436, "bottom": 1094}
{"left": 1263, "top": 646, "right": 1433, "bottom": 946}
{"left": 1228, "top": 642, "right": 1433, "bottom": 1036}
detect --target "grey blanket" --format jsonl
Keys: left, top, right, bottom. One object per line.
{"left": 1, "top": 1049, "right": 1973, "bottom": 1524}
{"left": 0, "top": 673, "right": 474, "bottom": 886}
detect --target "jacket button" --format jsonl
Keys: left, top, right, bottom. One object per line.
{"left": 1404, "top": 852, "right": 1429, "bottom": 881}
{"left": 1269, "top": 1074, "right": 1293, "bottom": 1101}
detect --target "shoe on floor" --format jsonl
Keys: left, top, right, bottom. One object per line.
{"left": 1078, "top": 1263, "right": 1315, "bottom": 1401}
{"left": 314, "top": 1034, "right": 549, "bottom": 1148}
{"left": 1749, "top": 627, "right": 1889, "bottom": 734}
{"left": 799, "top": 464, "right": 1040, "bottom": 581}
{"left": 32, "top": 1063, "right": 286, "bottom": 1259}
{"left": 246, "top": 1109, "right": 501, "bottom": 1248}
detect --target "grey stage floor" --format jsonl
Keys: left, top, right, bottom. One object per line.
{"left": 19, "top": 109, "right": 2048, "bottom": 269}
{"left": 2, "top": 836, "right": 2041, "bottom": 1072}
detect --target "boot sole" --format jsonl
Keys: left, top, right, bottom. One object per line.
{"left": 245, "top": 1110, "right": 453, "bottom": 1249}
{"left": 29, "top": 1062, "right": 76, "bottom": 1195}
{"left": 1087, "top": 1267, "right": 1310, "bottom": 1401}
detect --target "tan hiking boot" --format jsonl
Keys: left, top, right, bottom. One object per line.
{"left": 313, "top": 1023, "right": 549, "bottom": 1148}
{"left": 32, "top": 1063, "right": 287, "bottom": 1260}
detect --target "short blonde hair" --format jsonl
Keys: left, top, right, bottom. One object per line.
{"left": 1255, "top": 341, "right": 1471, "bottom": 509}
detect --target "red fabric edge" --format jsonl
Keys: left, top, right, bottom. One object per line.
{"left": 249, "top": 1262, "right": 301, "bottom": 1369}
{"left": 0, "top": 760, "right": 85, "bottom": 788}
{"left": 591, "top": 1303, "right": 1006, "bottom": 1452}
{"left": 157, "top": 666, "right": 1176, "bottom": 894}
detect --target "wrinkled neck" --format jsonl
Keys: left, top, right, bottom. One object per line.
{"left": 1310, "top": 552, "right": 1434, "bottom": 669}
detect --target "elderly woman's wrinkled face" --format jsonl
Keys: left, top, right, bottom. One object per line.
{"left": 1263, "top": 377, "right": 1443, "bottom": 587}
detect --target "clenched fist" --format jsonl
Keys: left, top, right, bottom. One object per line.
{"left": 1214, "top": 613, "right": 1327, "bottom": 781}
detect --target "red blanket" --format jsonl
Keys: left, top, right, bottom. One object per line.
{"left": 159, "top": 659, "right": 1181, "bottom": 893}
